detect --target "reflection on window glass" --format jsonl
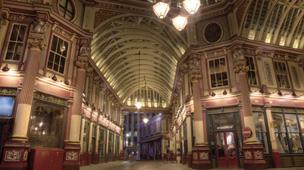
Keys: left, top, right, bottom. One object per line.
{"left": 273, "top": 112, "right": 303, "bottom": 153}
{"left": 29, "top": 102, "right": 65, "bottom": 148}
{"left": 273, "top": 113, "right": 289, "bottom": 153}
{"left": 285, "top": 114, "right": 302, "bottom": 153}
{"left": 253, "top": 112, "right": 269, "bottom": 153}
{"left": 82, "top": 120, "right": 90, "bottom": 152}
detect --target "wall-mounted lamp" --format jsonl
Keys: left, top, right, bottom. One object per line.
{"left": 2, "top": 64, "right": 9, "bottom": 72}
{"left": 210, "top": 91, "right": 216, "bottom": 97}
{"left": 223, "top": 89, "right": 227, "bottom": 95}
{"left": 52, "top": 74, "right": 57, "bottom": 81}
{"left": 277, "top": 90, "right": 282, "bottom": 96}
{"left": 292, "top": 91, "right": 297, "bottom": 97}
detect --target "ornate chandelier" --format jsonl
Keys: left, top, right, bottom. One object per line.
{"left": 152, "top": 0, "right": 201, "bottom": 31}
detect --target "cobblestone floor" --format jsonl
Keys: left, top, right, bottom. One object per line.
{"left": 80, "top": 161, "right": 304, "bottom": 170}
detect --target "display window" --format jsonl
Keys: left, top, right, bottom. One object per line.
{"left": 253, "top": 108, "right": 270, "bottom": 153}
{"left": 81, "top": 120, "right": 90, "bottom": 152}
{"left": 28, "top": 101, "right": 66, "bottom": 148}
{"left": 99, "top": 127, "right": 106, "bottom": 160}
{"left": 272, "top": 108, "right": 304, "bottom": 153}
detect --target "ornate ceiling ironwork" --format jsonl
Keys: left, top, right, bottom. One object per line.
{"left": 91, "top": 14, "right": 188, "bottom": 107}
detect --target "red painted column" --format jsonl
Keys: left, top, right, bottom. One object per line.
{"left": 64, "top": 45, "right": 89, "bottom": 170}
{"left": 233, "top": 47, "right": 266, "bottom": 170}
{"left": 0, "top": 19, "right": 46, "bottom": 170}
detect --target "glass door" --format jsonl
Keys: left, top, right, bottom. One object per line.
{"left": 215, "top": 131, "right": 238, "bottom": 168}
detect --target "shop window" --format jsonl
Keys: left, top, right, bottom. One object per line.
{"left": 58, "top": 0, "right": 75, "bottom": 21}
{"left": 253, "top": 111, "right": 269, "bottom": 153}
{"left": 116, "top": 135, "right": 119, "bottom": 155}
{"left": 208, "top": 57, "right": 229, "bottom": 88}
{"left": 4, "top": 24, "right": 28, "bottom": 61}
{"left": 29, "top": 102, "right": 65, "bottom": 148}
{"left": 99, "top": 128, "right": 105, "bottom": 159}
{"left": 273, "top": 112, "right": 303, "bottom": 153}
{"left": 273, "top": 61, "right": 290, "bottom": 89}
{"left": 82, "top": 120, "right": 90, "bottom": 152}
{"left": 285, "top": 114, "right": 302, "bottom": 153}
{"left": 245, "top": 56, "right": 258, "bottom": 86}
{"left": 91, "top": 124, "right": 96, "bottom": 153}
{"left": 47, "top": 35, "right": 68, "bottom": 74}
{"left": 109, "top": 132, "right": 114, "bottom": 153}
{"left": 299, "top": 115, "right": 304, "bottom": 147}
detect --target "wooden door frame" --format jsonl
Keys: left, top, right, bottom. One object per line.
{"left": 214, "top": 129, "right": 239, "bottom": 168}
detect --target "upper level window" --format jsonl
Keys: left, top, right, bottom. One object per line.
{"left": 5, "top": 24, "right": 28, "bottom": 61}
{"left": 58, "top": 0, "right": 75, "bottom": 21}
{"left": 273, "top": 61, "right": 290, "bottom": 89}
{"left": 245, "top": 56, "right": 258, "bottom": 86}
{"left": 208, "top": 57, "right": 229, "bottom": 88}
{"left": 47, "top": 35, "right": 68, "bottom": 74}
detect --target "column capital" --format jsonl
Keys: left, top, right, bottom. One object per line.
{"left": 233, "top": 47, "right": 248, "bottom": 74}
{"left": 75, "top": 56, "right": 88, "bottom": 69}
{"left": 28, "top": 18, "right": 48, "bottom": 50}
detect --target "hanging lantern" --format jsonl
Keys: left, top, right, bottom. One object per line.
{"left": 143, "top": 117, "right": 149, "bottom": 124}
{"left": 135, "top": 101, "right": 142, "bottom": 109}
{"left": 153, "top": 1, "right": 170, "bottom": 19}
{"left": 172, "top": 15, "right": 188, "bottom": 31}
{"left": 183, "top": 0, "right": 201, "bottom": 15}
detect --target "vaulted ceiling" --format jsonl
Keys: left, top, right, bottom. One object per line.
{"left": 241, "top": 0, "right": 304, "bottom": 49}
{"left": 91, "top": 14, "right": 188, "bottom": 107}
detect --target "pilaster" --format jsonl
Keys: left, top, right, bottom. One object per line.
{"left": 233, "top": 47, "right": 266, "bottom": 169}
{"left": 64, "top": 40, "right": 90, "bottom": 170}
{"left": 187, "top": 54, "right": 211, "bottom": 169}
{"left": 0, "top": 16, "right": 47, "bottom": 170}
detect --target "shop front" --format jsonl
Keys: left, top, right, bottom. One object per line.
{"left": 98, "top": 127, "right": 106, "bottom": 162}
{"left": 0, "top": 88, "right": 16, "bottom": 159}
{"left": 28, "top": 92, "right": 68, "bottom": 170}
{"left": 207, "top": 107, "right": 242, "bottom": 169}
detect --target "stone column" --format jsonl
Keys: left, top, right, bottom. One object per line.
{"left": 0, "top": 18, "right": 46, "bottom": 170}
{"left": 176, "top": 129, "right": 181, "bottom": 163}
{"left": 233, "top": 47, "right": 266, "bottom": 169}
{"left": 188, "top": 55, "right": 210, "bottom": 169}
{"left": 64, "top": 43, "right": 89, "bottom": 170}
{"left": 186, "top": 112, "right": 193, "bottom": 167}
{"left": 119, "top": 114, "right": 124, "bottom": 160}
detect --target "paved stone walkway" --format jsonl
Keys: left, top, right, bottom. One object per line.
{"left": 80, "top": 161, "right": 304, "bottom": 170}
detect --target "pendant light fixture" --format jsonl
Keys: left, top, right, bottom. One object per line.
{"left": 151, "top": 0, "right": 202, "bottom": 31}
{"left": 183, "top": 0, "right": 201, "bottom": 15}
{"left": 135, "top": 51, "right": 142, "bottom": 109}
{"left": 153, "top": 1, "right": 170, "bottom": 19}
{"left": 172, "top": 15, "right": 188, "bottom": 31}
